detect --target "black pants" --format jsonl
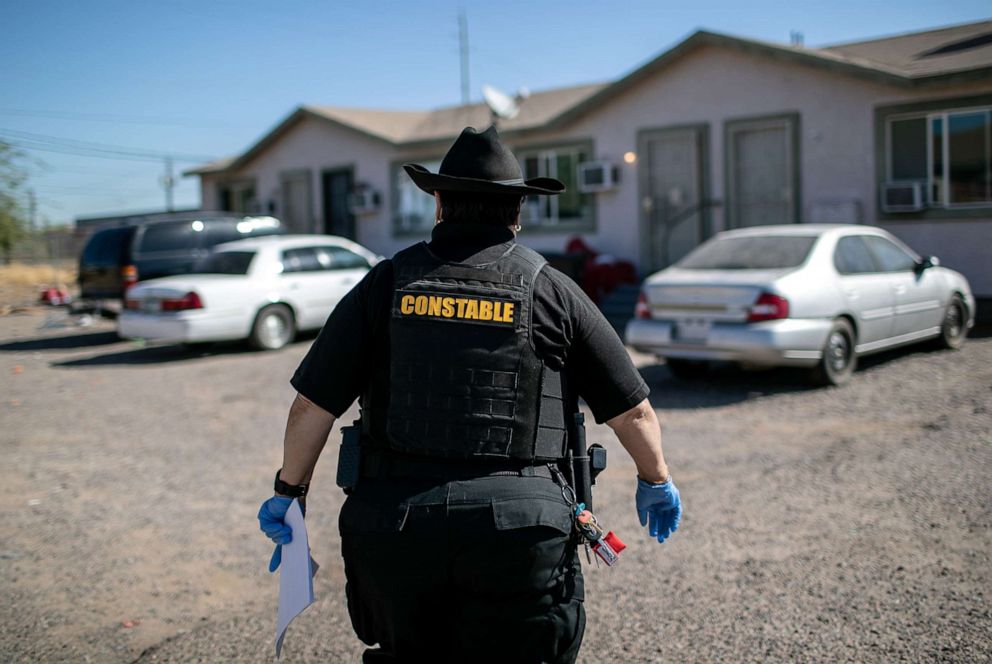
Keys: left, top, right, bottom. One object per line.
{"left": 339, "top": 473, "right": 585, "bottom": 663}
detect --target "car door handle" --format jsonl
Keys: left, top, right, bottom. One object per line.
{"left": 894, "top": 284, "right": 907, "bottom": 294}
{"left": 288, "top": 282, "right": 301, "bottom": 290}
{"left": 843, "top": 289, "right": 858, "bottom": 299}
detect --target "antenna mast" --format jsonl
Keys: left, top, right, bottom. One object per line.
{"left": 458, "top": 10, "right": 470, "bottom": 105}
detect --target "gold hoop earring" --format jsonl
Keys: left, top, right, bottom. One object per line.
{"left": 435, "top": 217, "right": 443, "bottom": 225}
{"left": 512, "top": 224, "right": 522, "bottom": 233}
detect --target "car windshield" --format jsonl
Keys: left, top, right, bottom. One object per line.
{"left": 195, "top": 251, "right": 256, "bottom": 275}
{"left": 677, "top": 235, "right": 817, "bottom": 270}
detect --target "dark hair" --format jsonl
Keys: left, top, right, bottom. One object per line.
{"left": 439, "top": 191, "right": 524, "bottom": 227}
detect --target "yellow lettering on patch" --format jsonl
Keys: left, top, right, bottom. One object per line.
{"left": 399, "top": 293, "right": 514, "bottom": 324}
{"left": 441, "top": 297, "right": 455, "bottom": 318}
{"left": 464, "top": 299, "right": 479, "bottom": 320}
{"left": 479, "top": 300, "right": 493, "bottom": 321}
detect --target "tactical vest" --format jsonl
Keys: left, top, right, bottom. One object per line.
{"left": 375, "top": 241, "right": 569, "bottom": 462}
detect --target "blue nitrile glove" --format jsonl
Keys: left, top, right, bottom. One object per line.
{"left": 636, "top": 477, "right": 682, "bottom": 543}
{"left": 258, "top": 496, "right": 294, "bottom": 572}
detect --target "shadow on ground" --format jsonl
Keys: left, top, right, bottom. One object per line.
{"left": 0, "top": 331, "right": 121, "bottom": 352}
{"left": 50, "top": 330, "right": 320, "bottom": 368}
{"left": 640, "top": 335, "right": 980, "bottom": 409}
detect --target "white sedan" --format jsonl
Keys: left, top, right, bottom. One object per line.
{"left": 118, "top": 235, "right": 379, "bottom": 350}
{"left": 625, "top": 225, "right": 975, "bottom": 385}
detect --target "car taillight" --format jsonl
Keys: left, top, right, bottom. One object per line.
{"left": 125, "top": 298, "right": 141, "bottom": 310}
{"left": 161, "top": 292, "right": 203, "bottom": 312}
{"left": 635, "top": 290, "right": 652, "bottom": 319}
{"left": 122, "top": 265, "right": 138, "bottom": 291}
{"left": 747, "top": 292, "right": 789, "bottom": 322}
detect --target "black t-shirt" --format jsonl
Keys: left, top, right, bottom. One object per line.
{"left": 291, "top": 222, "right": 648, "bottom": 424}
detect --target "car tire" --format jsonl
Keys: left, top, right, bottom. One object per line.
{"left": 249, "top": 304, "right": 296, "bottom": 351}
{"left": 810, "top": 318, "right": 856, "bottom": 387}
{"left": 665, "top": 358, "right": 709, "bottom": 380}
{"left": 934, "top": 295, "right": 968, "bottom": 351}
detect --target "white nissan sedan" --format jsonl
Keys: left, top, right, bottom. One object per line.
{"left": 118, "top": 235, "right": 379, "bottom": 350}
{"left": 625, "top": 225, "right": 975, "bottom": 385}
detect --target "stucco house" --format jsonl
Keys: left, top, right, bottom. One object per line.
{"left": 186, "top": 20, "right": 992, "bottom": 317}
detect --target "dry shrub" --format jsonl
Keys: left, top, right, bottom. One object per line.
{"left": 0, "top": 262, "right": 77, "bottom": 288}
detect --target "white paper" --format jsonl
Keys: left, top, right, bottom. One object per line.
{"left": 275, "top": 499, "right": 317, "bottom": 658}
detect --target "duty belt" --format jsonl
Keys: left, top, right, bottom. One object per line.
{"left": 361, "top": 451, "right": 556, "bottom": 481}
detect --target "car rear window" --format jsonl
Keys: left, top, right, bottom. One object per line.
{"left": 195, "top": 251, "right": 256, "bottom": 275}
{"left": 677, "top": 235, "right": 817, "bottom": 270}
{"left": 81, "top": 227, "right": 133, "bottom": 263}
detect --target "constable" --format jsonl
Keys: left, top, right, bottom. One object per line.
{"left": 258, "top": 126, "right": 682, "bottom": 663}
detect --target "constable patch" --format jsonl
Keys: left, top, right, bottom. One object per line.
{"left": 394, "top": 290, "right": 517, "bottom": 327}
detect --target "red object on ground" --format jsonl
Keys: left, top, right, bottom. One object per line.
{"left": 39, "top": 287, "right": 69, "bottom": 305}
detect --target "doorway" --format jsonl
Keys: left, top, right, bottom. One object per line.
{"left": 322, "top": 168, "right": 355, "bottom": 239}
{"left": 638, "top": 125, "right": 710, "bottom": 272}
{"left": 725, "top": 114, "right": 800, "bottom": 228}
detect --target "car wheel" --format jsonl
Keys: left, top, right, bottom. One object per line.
{"left": 249, "top": 304, "right": 296, "bottom": 351}
{"left": 810, "top": 318, "right": 856, "bottom": 387}
{"left": 665, "top": 358, "right": 709, "bottom": 380}
{"left": 934, "top": 295, "right": 968, "bottom": 350}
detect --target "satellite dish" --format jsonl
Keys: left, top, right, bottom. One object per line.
{"left": 482, "top": 84, "right": 530, "bottom": 123}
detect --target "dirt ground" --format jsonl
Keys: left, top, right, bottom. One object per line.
{"left": 1, "top": 306, "right": 989, "bottom": 663}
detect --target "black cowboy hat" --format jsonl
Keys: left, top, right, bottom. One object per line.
{"left": 403, "top": 125, "right": 564, "bottom": 196}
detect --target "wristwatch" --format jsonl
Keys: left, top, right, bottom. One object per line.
{"left": 274, "top": 469, "right": 309, "bottom": 498}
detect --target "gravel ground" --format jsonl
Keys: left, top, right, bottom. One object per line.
{"left": 1, "top": 307, "right": 989, "bottom": 663}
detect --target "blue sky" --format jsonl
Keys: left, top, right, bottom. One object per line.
{"left": 2, "top": 0, "right": 989, "bottom": 226}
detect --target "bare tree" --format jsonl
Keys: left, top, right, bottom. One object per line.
{"left": 0, "top": 141, "right": 29, "bottom": 265}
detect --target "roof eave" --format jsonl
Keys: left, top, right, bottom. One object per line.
{"left": 191, "top": 106, "right": 401, "bottom": 178}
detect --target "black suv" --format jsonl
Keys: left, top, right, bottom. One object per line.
{"left": 78, "top": 213, "right": 283, "bottom": 311}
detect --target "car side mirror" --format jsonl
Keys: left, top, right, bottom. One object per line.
{"left": 915, "top": 255, "right": 939, "bottom": 273}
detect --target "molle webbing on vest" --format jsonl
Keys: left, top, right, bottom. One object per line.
{"left": 382, "top": 241, "right": 568, "bottom": 462}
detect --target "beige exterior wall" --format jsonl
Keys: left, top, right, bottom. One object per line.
{"left": 199, "top": 117, "right": 396, "bottom": 252}
{"left": 509, "top": 45, "right": 992, "bottom": 293}
{"left": 196, "top": 44, "right": 992, "bottom": 296}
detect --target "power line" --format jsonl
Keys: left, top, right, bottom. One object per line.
{"left": 0, "top": 106, "right": 245, "bottom": 129}
{"left": 0, "top": 128, "right": 216, "bottom": 162}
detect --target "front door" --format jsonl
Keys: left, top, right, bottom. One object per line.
{"left": 639, "top": 126, "right": 708, "bottom": 272}
{"left": 726, "top": 115, "right": 798, "bottom": 228}
{"left": 322, "top": 168, "right": 355, "bottom": 239}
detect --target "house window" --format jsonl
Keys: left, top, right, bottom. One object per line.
{"left": 887, "top": 107, "right": 992, "bottom": 207}
{"left": 517, "top": 145, "right": 594, "bottom": 228}
{"left": 393, "top": 159, "right": 441, "bottom": 234}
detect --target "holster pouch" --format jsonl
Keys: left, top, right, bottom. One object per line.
{"left": 336, "top": 420, "right": 363, "bottom": 494}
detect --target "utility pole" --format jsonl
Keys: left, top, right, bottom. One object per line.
{"left": 458, "top": 10, "right": 470, "bottom": 105}
{"left": 161, "top": 157, "right": 175, "bottom": 212}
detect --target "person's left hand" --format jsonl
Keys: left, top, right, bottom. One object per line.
{"left": 635, "top": 477, "right": 682, "bottom": 543}
{"left": 258, "top": 496, "right": 294, "bottom": 572}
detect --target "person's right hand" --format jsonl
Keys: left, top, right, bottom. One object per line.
{"left": 258, "top": 496, "right": 294, "bottom": 572}
{"left": 635, "top": 477, "right": 682, "bottom": 543}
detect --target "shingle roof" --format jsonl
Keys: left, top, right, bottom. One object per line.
{"left": 306, "top": 82, "right": 607, "bottom": 146}
{"left": 188, "top": 22, "right": 992, "bottom": 177}
{"left": 822, "top": 19, "right": 992, "bottom": 78}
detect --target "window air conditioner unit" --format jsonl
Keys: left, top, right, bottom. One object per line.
{"left": 348, "top": 188, "right": 381, "bottom": 215}
{"left": 577, "top": 161, "right": 619, "bottom": 193}
{"left": 880, "top": 181, "right": 925, "bottom": 213}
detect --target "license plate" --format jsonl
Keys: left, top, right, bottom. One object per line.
{"left": 141, "top": 298, "right": 159, "bottom": 313}
{"left": 675, "top": 319, "right": 711, "bottom": 343}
